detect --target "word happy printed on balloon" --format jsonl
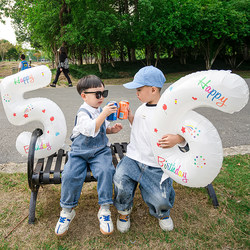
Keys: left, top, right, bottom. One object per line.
{"left": 14, "top": 74, "right": 34, "bottom": 85}
{"left": 198, "top": 77, "right": 228, "bottom": 107}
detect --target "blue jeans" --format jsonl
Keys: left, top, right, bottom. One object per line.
{"left": 113, "top": 156, "right": 175, "bottom": 218}
{"left": 60, "top": 113, "right": 115, "bottom": 208}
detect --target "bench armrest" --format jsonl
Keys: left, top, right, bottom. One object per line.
{"left": 27, "top": 128, "right": 43, "bottom": 191}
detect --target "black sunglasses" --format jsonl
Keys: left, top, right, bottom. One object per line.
{"left": 84, "top": 90, "right": 109, "bottom": 99}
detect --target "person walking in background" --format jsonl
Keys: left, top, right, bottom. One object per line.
{"left": 18, "top": 54, "right": 29, "bottom": 71}
{"left": 50, "top": 46, "right": 73, "bottom": 87}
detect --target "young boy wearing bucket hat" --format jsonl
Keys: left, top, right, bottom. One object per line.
{"left": 113, "top": 66, "right": 186, "bottom": 232}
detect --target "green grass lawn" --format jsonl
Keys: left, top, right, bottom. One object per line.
{"left": 0, "top": 154, "right": 249, "bottom": 249}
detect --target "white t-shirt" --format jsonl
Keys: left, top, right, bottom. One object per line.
{"left": 71, "top": 102, "right": 110, "bottom": 143}
{"left": 126, "top": 103, "right": 186, "bottom": 168}
{"left": 126, "top": 103, "right": 160, "bottom": 167}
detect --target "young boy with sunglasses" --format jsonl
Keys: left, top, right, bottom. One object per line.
{"left": 55, "top": 75, "right": 123, "bottom": 236}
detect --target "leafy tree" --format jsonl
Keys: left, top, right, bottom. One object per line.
{"left": 0, "top": 39, "right": 12, "bottom": 60}
{"left": 6, "top": 46, "right": 19, "bottom": 61}
{"left": 196, "top": 0, "right": 249, "bottom": 69}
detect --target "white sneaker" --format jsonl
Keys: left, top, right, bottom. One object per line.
{"left": 159, "top": 216, "right": 174, "bottom": 231}
{"left": 117, "top": 208, "right": 132, "bottom": 233}
{"left": 55, "top": 209, "right": 76, "bottom": 236}
{"left": 98, "top": 208, "right": 114, "bottom": 235}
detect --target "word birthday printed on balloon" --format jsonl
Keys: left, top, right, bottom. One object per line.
{"left": 14, "top": 74, "right": 34, "bottom": 85}
{"left": 158, "top": 156, "right": 188, "bottom": 183}
{"left": 23, "top": 141, "right": 52, "bottom": 154}
{"left": 197, "top": 77, "right": 228, "bottom": 107}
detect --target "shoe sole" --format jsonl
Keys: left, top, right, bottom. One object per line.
{"left": 100, "top": 228, "right": 113, "bottom": 235}
{"left": 55, "top": 229, "right": 68, "bottom": 237}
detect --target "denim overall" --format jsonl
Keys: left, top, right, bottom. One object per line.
{"left": 60, "top": 108, "right": 115, "bottom": 208}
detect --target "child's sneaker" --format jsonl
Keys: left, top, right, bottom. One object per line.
{"left": 55, "top": 209, "right": 76, "bottom": 236}
{"left": 117, "top": 208, "right": 132, "bottom": 233}
{"left": 159, "top": 216, "right": 174, "bottom": 231}
{"left": 98, "top": 208, "right": 114, "bottom": 235}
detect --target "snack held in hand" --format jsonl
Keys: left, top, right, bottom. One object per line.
{"left": 106, "top": 101, "right": 118, "bottom": 121}
{"left": 118, "top": 100, "right": 129, "bottom": 119}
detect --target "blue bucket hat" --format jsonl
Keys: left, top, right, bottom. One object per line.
{"left": 123, "top": 66, "right": 166, "bottom": 89}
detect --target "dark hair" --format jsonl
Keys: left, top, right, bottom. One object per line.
{"left": 77, "top": 75, "right": 105, "bottom": 95}
{"left": 59, "top": 46, "right": 67, "bottom": 54}
{"left": 21, "top": 54, "right": 25, "bottom": 60}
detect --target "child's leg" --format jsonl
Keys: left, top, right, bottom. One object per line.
{"left": 89, "top": 147, "right": 115, "bottom": 205}
{"left": 139, "top": 167, "right": 175, "bottom": 218}
{"left": 60, "top": 151, "right": 88, "bottom": 208}
{"left": 89, "top": 147, "right": 115, "bottom": 235}
{"left": 139, "top": 166, "right": 175, "bottom": 231}
{"left": 113, "top": 156, "right": 141, "bottom": 233}
{"left": 113, "top": 156, "right": 139, "bottom": 211}
{"left": 55, "top": 151, "right": 88, "bottom": 236}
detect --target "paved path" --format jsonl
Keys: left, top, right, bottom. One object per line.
{"left": 0, "top": 79, "right": 249, "bottom": 165}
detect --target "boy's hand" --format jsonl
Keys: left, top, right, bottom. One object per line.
{"left": 110, "top": 123, "right": 123, "bottom": 133}
{"left": 128, "top": 107, "right": 134, "bottom": 124}
{"left": 102, "top": 103, "right": 118, "bottom": 117}
{"left": 158, "top": 134, "right": 184, "bottom": 148}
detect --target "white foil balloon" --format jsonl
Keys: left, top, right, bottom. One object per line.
{"left": 151, "top": 70, "right": 249, "bottom": 187}
{"left": 0, "top": 65, "right": 67, "bottom": 159}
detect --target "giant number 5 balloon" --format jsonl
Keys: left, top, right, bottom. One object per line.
{"left": 151, "top": 70, "right": 249, "bottom": 187}
{"left": 0, "top": 65, "right": 67, "bottom": 159}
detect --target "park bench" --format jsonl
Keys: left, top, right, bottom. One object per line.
{"left": 27, "top": 128, "right": 219, "bottom": 224}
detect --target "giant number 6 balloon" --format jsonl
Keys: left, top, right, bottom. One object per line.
{"left": 0, "top": 65, "right": 67, "bottom": 159}
{"left": 151, "top": 70, "right": 249, "bottom": 187}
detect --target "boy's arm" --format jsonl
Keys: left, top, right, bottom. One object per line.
{"left": 158, "top": 134, "right": 185, "bottom": 148}
{"left": 128, "top": 107, "right": 134, "bottom": 125}
{"left": 95, "top": 103, "right": 117, "bottom": 133}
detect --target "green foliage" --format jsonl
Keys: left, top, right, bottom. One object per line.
{"left": 4, "top": 0, "right": 250, "bottom": 70}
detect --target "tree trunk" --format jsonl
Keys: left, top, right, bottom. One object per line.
{"left": 94, "top": 52, "right": 102, "bottom": 73}
{"left": 119, "top": 43, "right": 124, "bottom": 62}
{"left": 243, "top": 42, "right": 249, "bottom": 60}
{"left": 131, "top": 48, "right": 136, "bottom": 62}
{"left": 155, "top": 49, "right": 160, "bottom": 67}
{"left": 127, "top": 46, "right": 131, "bottom": 62}
{"left": 108, "top": 51, "right": 115, "bottom": 68}
{"left": 146, "top": 45, "right": 154, "bottom": 65}
{"left": 202, "top": 38, "right": 225, "bottom": 70}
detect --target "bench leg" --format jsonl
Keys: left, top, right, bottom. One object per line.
{"left": 28, "top": 189, "right": 39, "bottom": 224}
{"left": 206, "top": 183, "right": 219, "bottom": 208}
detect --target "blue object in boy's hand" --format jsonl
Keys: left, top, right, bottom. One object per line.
{"left": 106, "top": 101, "right": 118, "bottom": 121}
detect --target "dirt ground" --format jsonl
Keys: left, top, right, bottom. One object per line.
{"left": 0, "top": 175, "right": 226, "bottom": 249}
